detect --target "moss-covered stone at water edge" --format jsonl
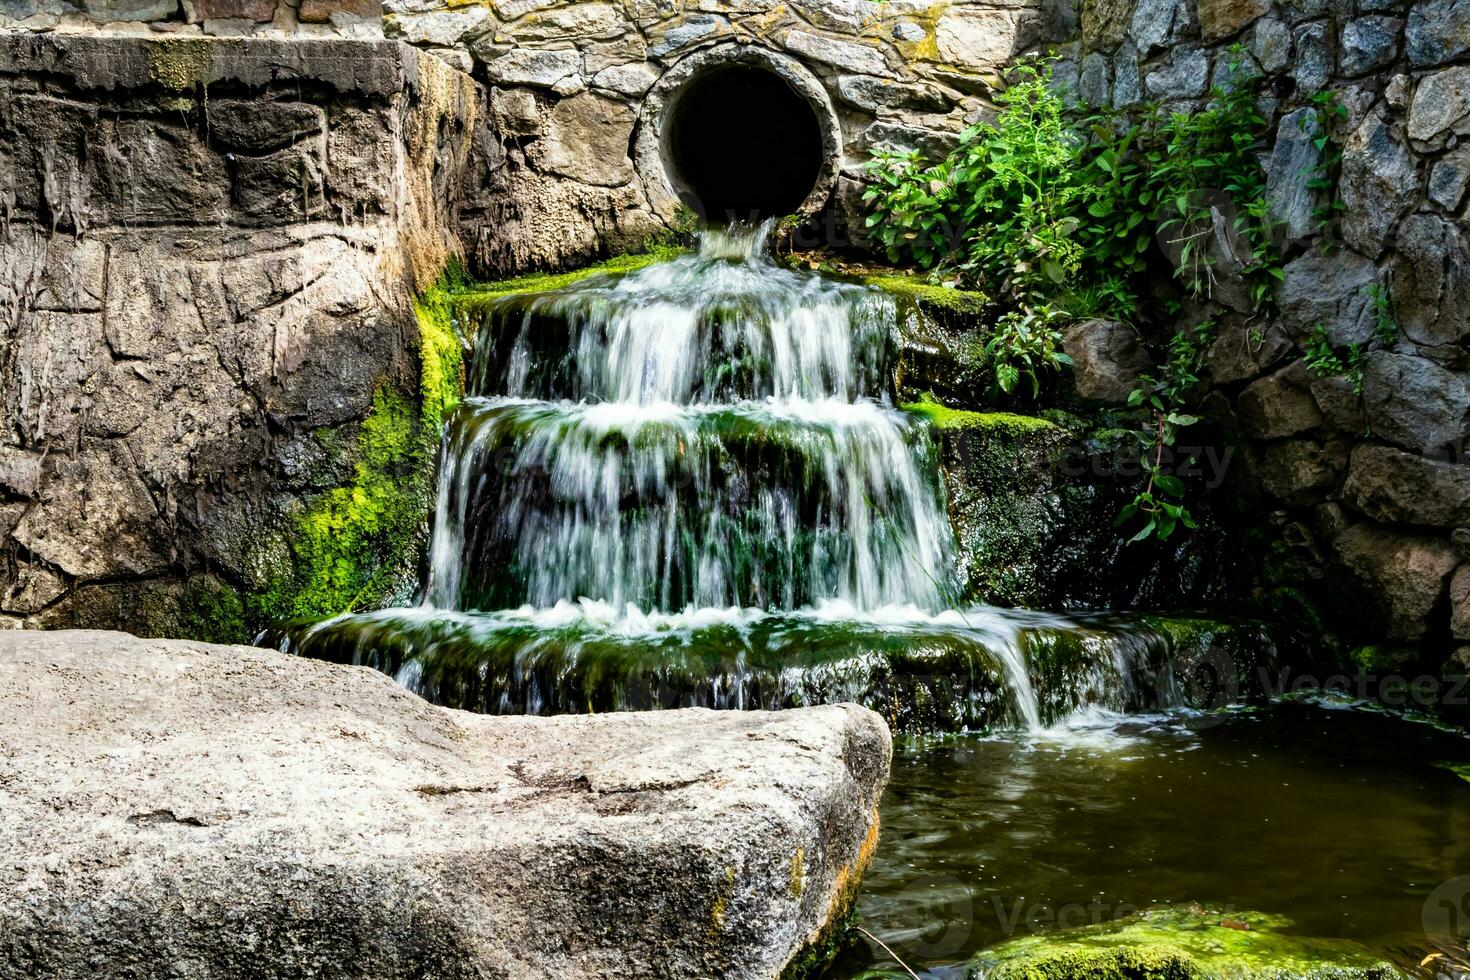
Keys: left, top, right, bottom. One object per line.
{"left": 454, "top": 247, "right": 686, "bottom": 305}
{"left": 860, "top": 274, "right": 990, "bottom": 316}
{"left": 972, "top": 906, "right": 1401, "bottom": 979}
{"left": 901, "top": 397, "right": 1060, "bottom": 437}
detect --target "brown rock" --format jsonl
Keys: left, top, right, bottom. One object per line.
{"left": 182, "top": 0, "right": 276, "bottom": 21}
{"left": 1452, "top": 564, "right": 1470, "bottom": 639}
{"left": 1198, "top": 0, "right": 1268, "bottom": 40}
{"left": 1309, "top": 374, "right": 1367, "bottom": 435}
{"left": 1207, "top": 319, "right": 1291, "bottom": 385}
{"left": 1237, "top": 362, "right": 1323, "bottom": 439}
{"left": 1062, "top": 318, "right": 1153, "bottom": 403}
{"left": 1082, "top": 0, "right": 1132, "bottom": 47}
{"left": 298, "top": 0, "right": 380, "bottom": 21}
{"left": 1343, "top": 444, "right": 1470, "bottom": 527}
{"left": 1257, "top": 439, "right": 1347, "bottom": 507}
{"left": 1333, "top": 523, "right": 1459, "bottom": 640}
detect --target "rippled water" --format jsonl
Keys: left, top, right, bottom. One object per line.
{"left": 825, "top": 700, "right": 1470, "bottom": 978}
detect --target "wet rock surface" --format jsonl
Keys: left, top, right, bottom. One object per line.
{"left": 0, "top": 630, "right": 890, "bottom": 980}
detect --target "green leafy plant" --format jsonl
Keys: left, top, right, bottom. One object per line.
{"left": 985, "top": 303, "right": 1073, "bottom": 397}
{"left": 865, "top": 55, "right": 1279, "bottom": 545}
{"left": 1117, "top": 320, "right": 1215, "bottom": 543}
{"left": 1302, "top": 323, "right": 1344, "bottom": 375}
{"left": 1305, "top": 90, "right": 1348, "bottom": 240}
{"left": 1368, "top": 283, "right": 1398, "bottom": 346}
{"left": 1142, "top": 48, "right": 1280, "bottom": 309}
{"left": 1303, "top": 323, "right": 1366, "bottom": 395}
{"left": 863, "top": 52, "right": 1277, "bottom": 322}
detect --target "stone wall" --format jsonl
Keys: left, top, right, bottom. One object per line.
{"left": 1050, "top": 0, "right": 1470, "bottom": 659}
{"left": 0, "top": 34, "right": 479, "bottom": 636}
{"left": 1, "top": 0, "right": 382, "bottom": 39}
{"left": 5, "top": 2, "right": 1058, "bottom": 275}
{"left": 428, "top": 0, "right": 1048, "bottom": 273}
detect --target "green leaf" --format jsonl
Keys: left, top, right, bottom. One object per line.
{"left": 1127, "top": 519, "right": 1157, "bottom": 543}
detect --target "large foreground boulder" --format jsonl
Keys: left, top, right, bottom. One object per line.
{"left": 0, "top": 631, "right": 891, "bottom": 980}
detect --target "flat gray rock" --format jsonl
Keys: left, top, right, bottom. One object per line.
{"left": 0, "top": 631, "right": 890, "bottom": 979}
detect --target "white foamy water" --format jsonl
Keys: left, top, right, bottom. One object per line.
{"left": 426, "top": 224, "right": 954, "bottom": 617}
{"left": 478, "top": 222, "right": 895, "bottom": 406}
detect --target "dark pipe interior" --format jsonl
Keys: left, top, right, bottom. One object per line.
{"left": 664, "top": 64, "right": 824, "bottom": 223}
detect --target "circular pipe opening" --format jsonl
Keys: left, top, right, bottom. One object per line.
{"left": 636, "top": 46, "right": 842, "bottom": 227}
{"left": 663, "top": 64, "right": 824, "bottom": 222}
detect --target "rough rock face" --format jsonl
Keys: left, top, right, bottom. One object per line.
{"left": 1333, "top": 524, "right": 1459, "bottom": 641}
{"left": 0, "top": 35, "right": 480, "bottom": 637}
{"left": 1062, "top": 318, "right": 1153, "bottom": 403}
{"left": 0, "top": 630, "right": 891, "bottom": 980}
{"left": 921, "top": 409, "right": 1245, "bottom": 610}
{"left": 1058, "top": 0, "right": 1470, "bottom": 655}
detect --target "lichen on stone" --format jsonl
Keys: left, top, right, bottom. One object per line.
{"left": 789, "top": 847, "right": 806, "bottom": 899}
{"left": 146, "top": 39, "right": 213, "bottom": 92}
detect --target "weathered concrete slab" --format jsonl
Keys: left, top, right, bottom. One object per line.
{"left": 0, "top": 630, "right": 890, "bottom": 979}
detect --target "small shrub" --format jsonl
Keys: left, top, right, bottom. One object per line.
{"left": 986, "top": 304, "right": 1073, "bottom": 398}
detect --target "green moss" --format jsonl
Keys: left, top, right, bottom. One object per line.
{"left": 246, "top": 268, "right": 467, "bottom": 630}
{"left": 862, "top": 274, "right": 990, "bottom": 315}
{"left": 901, "top": 395, "right": 1059, "bottom": 436}
{"left": 259, "top": 385, "right": 428, "bottom": 622}
{"left": 454, "top": 248, "right": 687, "bottom": 306}
{"left": 975, "top": 907, "right": 1400, "bottom": 980}
{"left": 1349, "top": 644, "right": 1418, "bottom": 675}
{"left": 1259, "top": 587, "right": 1330, "bottom": 638}
{"left": 778, "top": 906, "right": 857, "bottom": 980}
{"left": 177, "top": 575, "right": 248, "bottom": 645}
{"left": 414, "top": 266, "right": 467, "bottom": 429}
{"left": 1436, "top": 762, "right": 1470, "bottom": 785}
{"left": 1142, "top": 616, "right": 1235, "bottom": 648}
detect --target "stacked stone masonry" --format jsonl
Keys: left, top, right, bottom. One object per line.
{"left": 1052, "top": 0, "right": 1470, "bottom": 654}
{"left": 3, "top": 2, "right": 1046, "bottom": 270}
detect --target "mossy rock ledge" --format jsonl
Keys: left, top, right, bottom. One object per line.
{"left": 901, "top": 399, "right": 1247, "bottom": 611}
{"left": 972, "top": 906, "right": 1401, "bottom": 979}
{"left": 0, "top": 631, "right": 890, "bottom": 980}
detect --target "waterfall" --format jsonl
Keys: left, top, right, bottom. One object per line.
{"left": 424, "top": 222, "right": 952, "bottom": 615}
{"left": 272, "top": 225, "right": 1270, "bottom": 733}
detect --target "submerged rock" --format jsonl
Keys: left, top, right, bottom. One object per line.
{"left": 970, "top": 906, "right": 1402, "bottom": 979}
{"left": 0, "top": 631, "right": 890, "bottom": 980}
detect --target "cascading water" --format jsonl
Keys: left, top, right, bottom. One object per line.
{"left": 273, "top": 224, "right": 1271, "bottom": 733}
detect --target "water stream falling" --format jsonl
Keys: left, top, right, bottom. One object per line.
{"left": 274, "top": 224, "right": 1268, "bottom": 733}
